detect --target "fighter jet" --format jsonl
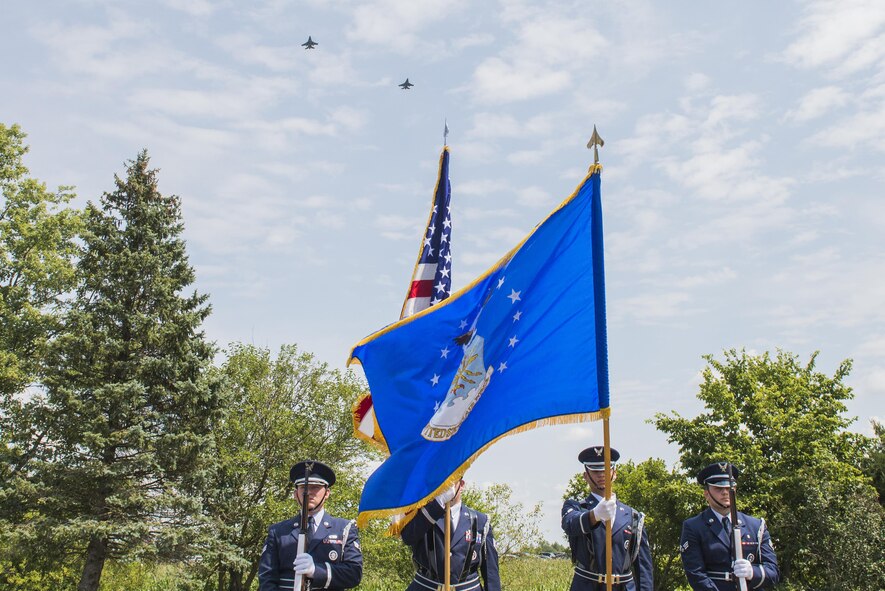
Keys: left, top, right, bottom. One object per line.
{"left": 399, "top": 78, "right": 414, "bottom": 89}
{"left": 302, "top": 36, "right": 318, "bottom": 49}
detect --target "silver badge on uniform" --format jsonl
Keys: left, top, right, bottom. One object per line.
{"left": 328, "top": 550, "right": 338, "bottom": 561}
{"left": 746, "top": 554, "right": 754, "bottom": 563}
{"left": 472, "top": 550, "right": 477, "bottom": 560}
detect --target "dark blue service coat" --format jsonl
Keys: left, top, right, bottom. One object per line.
{"left": 401, "top": 500, "right": 501, "bottom": 591}
{"left": 680, "top": 508, "right": 779, "bottom": 591}
{"left": 258, "top": 513, "right": 362, "bottom": 591}
{"left": 562, "top": 496, "right": 653, "bottom": 591}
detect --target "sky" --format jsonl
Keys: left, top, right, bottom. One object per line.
{"left": 3, "top": 0, "right": 884, "bottom": 541}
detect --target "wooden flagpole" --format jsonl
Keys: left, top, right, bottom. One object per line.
{"left": 444, "top": 500, "right": 452, "bottom": 591}
{"left": 604, "top": 417, "right": 613, "bottom": 591}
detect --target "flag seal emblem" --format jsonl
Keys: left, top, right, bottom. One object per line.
{"left": 422, "top": 335, "right": 493, "bottom": 441}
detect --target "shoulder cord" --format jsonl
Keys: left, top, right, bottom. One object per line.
{"left": 757, "top": 519, "right": 766, "bottom": 562}
{"left": 458, "top": 510, "right": 479, "bottom": 582}
{"left": 341, "top": 521, "right": 353, "bottom": 551}
{"left": 631, "top": 511, "right": 645, "bottom": 564}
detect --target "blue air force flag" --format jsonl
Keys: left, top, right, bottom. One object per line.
{"left": 348, "top": 170, "right": 609, "bottom": 524}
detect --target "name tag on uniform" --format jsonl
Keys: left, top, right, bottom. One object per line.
{"left": 323, "top": 536, "right": 343, "bottom": 545}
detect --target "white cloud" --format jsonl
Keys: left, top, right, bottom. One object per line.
{"left": 685, "top": 72, "right": 711, "bottom": 93}
{"left": 345, "top": 0, "right": 466, "bottom": 53}
{"left": 452, "top": 33, "right": 495, "bottom": 51}
{"left": 38, "top": 15, "right": 180, "bottom": 84}
{"left": 162, "top": 0, "right": 217, "bottom": 17}
{"left": 184, "top": 174, "right": 301, "bottom": 255}
{"left": 557, "top": 424, "right": 595, "bottom": 442}
{"left": 782, "top": 0, "right": 885, "bottom": 75}
{"left": 673, "top": 267, "right": 737, "bottom": 289}
{"left": 613, "top": 291, "right": 694, "bottom": 323}
{"left": 516, "top": 186, "right": 553, "bottom": 208}
{"left": 466, "top": 112, "right": 523, "bottom": 139}
{"left": 855, "top": 337, "right": 885, "bottom": 358}
{"left": 128, "top": 79, "right": 297, "bottom": 120}
{"left": 471, "top": 58, "right": 572, "bottom": 104}
{"left": 297, "top": 196, "right": 336, "bottom": 209}
{"left": 375, "top": 213, "right": 423, "bottom": 240}
{"left": 216, "top": 33, "right": 299, "bottom": 72}
{"left": 469, "top": 9, "right": 607, "bottom": 104}
{"left": 806, "top": 101, "right": 885, "bottom": 152}
{"left": 457, "top": 179, "right": 512, "bottom": 196}
{"left": 703, "top": 94, "right": 762, "bottom": 129}
{"left": 329, "top": 106, "right": 367, "bottom": 131}
{"left": 785, "top": 86, "right": 850, "bottom": 122}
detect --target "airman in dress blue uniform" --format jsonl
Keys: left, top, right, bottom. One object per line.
{"left": 401, "top": 478, "right": 501, "bottom": 591}
{"left": 562, "top": 447, "right": 654, "bottom": 591}
{"left": 679, "top": 463, "right": 779, "bottom": 590}
{"left": 258, "top": 461, "right": 362, "bottom": 591}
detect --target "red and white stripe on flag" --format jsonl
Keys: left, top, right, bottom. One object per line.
{"left": 352, "top": 147, "right": 452, "bottom": 453}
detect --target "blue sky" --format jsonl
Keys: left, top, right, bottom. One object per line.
{"left": 4, "top": 0, "right": 883, "bottom": 540}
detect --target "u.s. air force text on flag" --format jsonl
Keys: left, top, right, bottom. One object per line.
{"left": 348, "top": 170, "right": 610, "bottom": 526}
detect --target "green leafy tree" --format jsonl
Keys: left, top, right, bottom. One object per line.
{"left": 563, "top": 459, "right": 701, "bottom": 591}
{"left": 462, "top": 482, "right": 543, "bottom": 557}
{"left": 0, "top": 123, "right": 81, "bottom": 397}
{"left": 0, "top": 123, "right": 81, "bottom": 589}
{"left": 654, "top": 349, "right": 885, "bottom": 591}
{"left": 199, "top": 343, "right": 376, "bottom": 591}
{"left": 863, "top": 419, "right": 885, "bottom": 505}
{"left": 5, "top": 151, "right": 222, "bottom": 591}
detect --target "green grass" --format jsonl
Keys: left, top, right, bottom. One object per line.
{"left": 92, "top": 556, "right": 575, "bottom": 590}
{"left": 357, "top": 556, "right": 573, "bottom": 590}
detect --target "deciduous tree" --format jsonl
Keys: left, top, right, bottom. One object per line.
{"left": 201, "top": 343, "right": 376, "bottom": 591}
{"left": 654, "top": 349, "right": 884, "bottom": 591}
{"left": 0, "top": 122, "right": 81, "bottom": 395}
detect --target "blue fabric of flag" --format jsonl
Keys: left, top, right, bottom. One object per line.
{"left": 349, "top": 171, "right": 608, "bottom": 521}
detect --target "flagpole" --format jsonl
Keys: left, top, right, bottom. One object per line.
{"left": 588, "top": 124, "right": 612, "bottom": 591}
{"left": 604, "top": 417, "right": 613, "bottom": 591}
{"left": 444, "top": 500, "right": 452, "bottom": 591}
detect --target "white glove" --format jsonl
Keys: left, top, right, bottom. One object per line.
{"left": 733, "top": 558, "right": 753, "bottom": 579}
{"left": 435, "top": 484, "right": 458, "bottom": 507}
{"left": 294, "top": 552, "right": 316, "bottom": 577}
{"left": 592, "top": 495, "right": 617, "bottom": 522}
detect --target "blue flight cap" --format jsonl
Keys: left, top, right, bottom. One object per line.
{"left": 290, "top": 460, "right": 336, "bottom": 487}
{"left": 578, "top": 446, "right": 620, "bottom": 471}
{"left": 697, "top": 462, "right": 740, "bottom": 487}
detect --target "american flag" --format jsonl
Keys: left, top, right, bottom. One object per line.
{"left": 401, "top": 148, "right": 452, "bottom": 317}
{"left": 353, "top": 147, "right": 452, "bottom": 450}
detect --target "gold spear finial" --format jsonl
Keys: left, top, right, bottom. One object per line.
{"left": 587, "top": 125, "right": 604, "bottom": 173}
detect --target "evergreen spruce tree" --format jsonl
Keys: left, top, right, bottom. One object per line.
{"left": 33, "top": 151, "right": 221, "bottom": 591}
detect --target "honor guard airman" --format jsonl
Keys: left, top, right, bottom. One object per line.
{"left": 679, "top": 463, "right": 780, "bottom": 590}
{"left": 562, "top": 447, "right": 653, "bottom": 591}
{"left": 258, "top": 461, "right": 362, "bottom": 590}
{"left": 401, "top": 478, "right": 501, "bottom": 591}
